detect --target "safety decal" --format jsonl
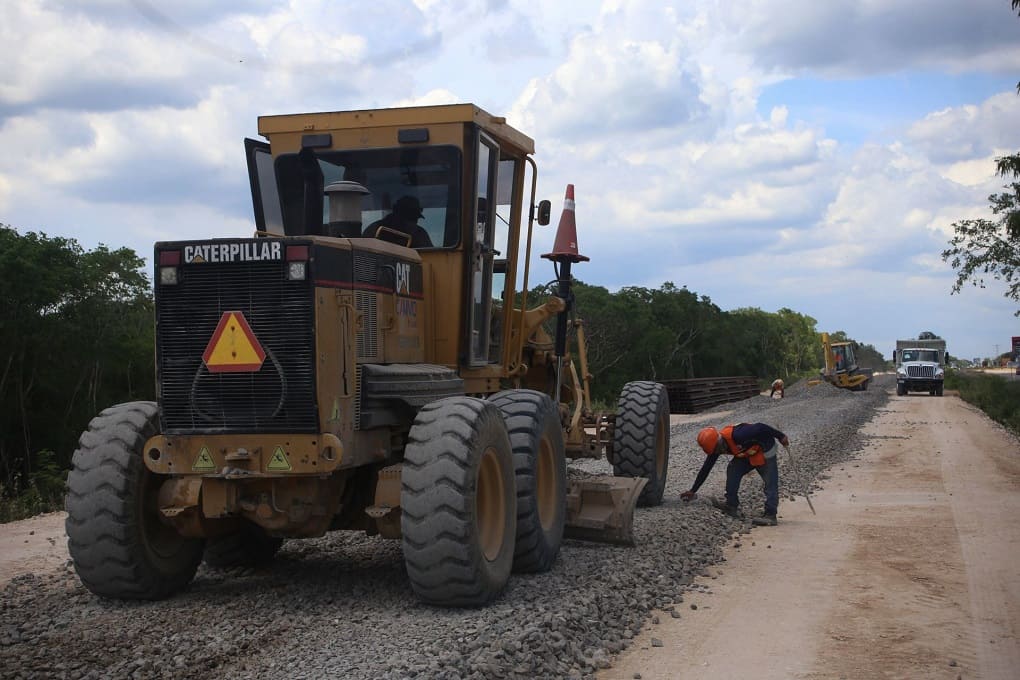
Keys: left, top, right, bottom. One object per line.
{"left": 267, "top": 446, "right": 292, "bottom": 471}
{"left": 192, "top": 447, "right": 216, "bottom": 472}
{"left": 202, "top": 311, "right": 266, "bottom": 373}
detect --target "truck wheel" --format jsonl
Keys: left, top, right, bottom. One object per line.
{"left": 612, "top": 381, "right": 670, "bottom": 507}
{"left": 204, "top": 522, "right": 284, "bottom": 568}
{"left": 489, "top": 389, "right": 566, "bottom": 574}
{"left": 401, "top": 397, "right": 515, "bottom": 606}
{"left": 65, "top": 402, "right": 203, "bottom": 600}
{"left": 897, "top": 384, "right": 907, "bottom": 396}
{"left": 936, "top": 384, "right": 944, "bottom": 397}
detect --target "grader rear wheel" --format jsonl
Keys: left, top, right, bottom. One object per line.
{"left": 489, "top": 389, "right": 566, "bottom": 574}
{"left": 65, "top": 401, "right": 203, "bottom": 600}
{"left": 612, "top": 381, "right": 670, "bottom": 507}
{"left": 401, "top": 397, "right": 516, "bottom": 606}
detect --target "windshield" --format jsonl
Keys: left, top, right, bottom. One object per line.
{"left": 901, "top": 349, "right": 939, "bottom": 362}
{"left": 274, "top": 145, "right": 462, "bottom": 247}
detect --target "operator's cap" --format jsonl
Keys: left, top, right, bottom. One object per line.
{"left": 393, "top": 195, "right": 424, "bottom": 219}
{"left": 696, "top": 427, "right": 720, "bottom": 455}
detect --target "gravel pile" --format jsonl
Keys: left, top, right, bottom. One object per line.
{"left": 1, "top": 375, "right": 891, "bottom": 679}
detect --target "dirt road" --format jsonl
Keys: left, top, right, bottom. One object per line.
{"left": 604, "top": 392, "right": 1020, "bottom": 679}
{"left": 2, "top": 392, "right": 1018, "bottom": 679}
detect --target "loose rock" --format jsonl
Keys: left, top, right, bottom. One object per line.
{"left": 0, "top": 375, "right": 892, "bottom": 679}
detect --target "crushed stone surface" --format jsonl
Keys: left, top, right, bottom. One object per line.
{"left": 0, "top": 376, "right": 890, "bottom": 679}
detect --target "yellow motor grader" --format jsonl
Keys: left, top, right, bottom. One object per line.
{"left": 64, "top": 104, "right": 669, "bottom": 607}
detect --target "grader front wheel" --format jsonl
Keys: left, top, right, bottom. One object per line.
{"left": 489, "top": 389, "right": 566, "bottom": 574}
{"left": 612, "top": 381, "right": 670, "bottom": 507}
{"left": 401, "top": 397, "right": 516, "bottom": 607}
{"left": 65, "top": 401, "right": 203, "bottom": 600}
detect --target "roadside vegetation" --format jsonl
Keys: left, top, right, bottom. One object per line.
{"left": 942, "top": 1, "right": 1020, "bottom": 318}
{"left": 0, "top": 224, "right": 885, "bottom": 522}
{"left": 0, "top": 225, "right": 154, "bottom": 522}
{"left": 944, "top": 370, "right": 1020, "bottom": 437}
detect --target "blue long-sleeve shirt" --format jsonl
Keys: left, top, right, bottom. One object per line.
{"left": 689, "top": 423, "right": 787, "bottom": 493}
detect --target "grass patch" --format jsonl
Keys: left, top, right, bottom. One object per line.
{"left": 0, "top": 449, "right": 67, "bottom": 524}
{"left": 945, "top": 370, "right": 1020, "bottom": 436}
{"left": 0, "top": 486, "right": 64, "bottom": 524}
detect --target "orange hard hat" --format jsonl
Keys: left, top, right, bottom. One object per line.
{"left": 697, "top": 427, "right": 719, "bottom": 454}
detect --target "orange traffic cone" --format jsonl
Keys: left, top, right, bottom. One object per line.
{"left": 542, "top": 184, "right": 589, "bottom": 263}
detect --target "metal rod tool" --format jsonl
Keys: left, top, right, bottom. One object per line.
{"left": 783, "top": 444, "right": 816, "bottom": 515}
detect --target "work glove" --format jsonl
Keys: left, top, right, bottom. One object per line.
{"left": 680, "top": 490, "right": 696, "bottom": 502}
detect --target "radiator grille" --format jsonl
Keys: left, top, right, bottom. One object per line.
{"left": 354, "top": 365, "right": 363, "bottom": 431}
{"left": 156, "top": 260, "right": 317, "bottom": 433}
{"left": 356, "top": 291, "right": 379, "bottom": 360}
{"left": 354, "top": 254, "right": 379, "bottom": 285}
{"left": 907, "top": 365, "right": 936, "bottom": 379}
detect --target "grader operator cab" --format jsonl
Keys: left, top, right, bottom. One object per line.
{"left": 65, "top": 104, "right": 669, "bottom": 607}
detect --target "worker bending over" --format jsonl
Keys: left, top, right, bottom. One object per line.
{"left": 770, "top": 378, "right": 784, "bottom": 399}
{"left": 680, "top": 423, "right": 790, "bottom": 526}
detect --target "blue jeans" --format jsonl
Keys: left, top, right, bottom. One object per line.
{"left": 725, "top": 450, "right": 779, "bottom": 516}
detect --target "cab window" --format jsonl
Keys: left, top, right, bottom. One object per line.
{"left": 273, "top": 145, "right": 462, "bottom": 247}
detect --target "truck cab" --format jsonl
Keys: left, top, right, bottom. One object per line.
{"left": 893, "top": 343, "right": 945, "bottom": 396}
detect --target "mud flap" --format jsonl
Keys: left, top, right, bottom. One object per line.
{"left": 564, "top": 475, "right": 648, "bottom": 546}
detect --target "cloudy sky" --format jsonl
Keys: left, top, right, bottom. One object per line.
{"left": 2, "top": 0, "right": 1019, "bottom": 362}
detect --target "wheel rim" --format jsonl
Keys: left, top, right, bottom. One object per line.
{"left": 142, "top": 470, "right": 188, "bottom": 562}
{"left": 654, "top": 412, "right": 667, "bottom": 480}
{"left": 476, "top": 446, "right": 507, "bottom": 562}
{"left": 536, "top": 436, "right": 557, "bottom": 532}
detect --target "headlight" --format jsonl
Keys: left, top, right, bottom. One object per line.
{"left": 159, "top": 266, "right": 178, "bottom": 285}
{"left": 896, "top": 368, "right": 906, "bottom": 376}
{"left": 288, "top": 261, "right": 307, "bottom": 281}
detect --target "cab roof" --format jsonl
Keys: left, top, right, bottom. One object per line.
{"left": 258, "top": 103, "right": 535, "bottom": 156}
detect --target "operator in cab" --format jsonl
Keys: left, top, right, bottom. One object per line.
{"left": 363, "top": 195, "right": 433, "bottom": 248}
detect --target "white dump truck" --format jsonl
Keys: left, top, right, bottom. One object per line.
{"left": 893, "top": 337, "right": 947, "bottom": 396}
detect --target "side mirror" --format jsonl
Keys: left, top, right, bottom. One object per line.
{"left": 536, "top": 200, "right": 551, "bottom": 226}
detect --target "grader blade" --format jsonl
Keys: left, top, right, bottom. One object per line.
{"left": 564, "top": 476, "right": 648, "bottom": 546}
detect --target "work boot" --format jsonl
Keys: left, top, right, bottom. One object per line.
{"left": 752, "top": 513, "right": 778, "bottom": 526}
{"left": 709, "top": 496, "right": 743, "bottom": 519}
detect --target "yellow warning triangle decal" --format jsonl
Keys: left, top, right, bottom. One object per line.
{"left": 267, "top": 446, "right": 291, "bottom": 471}
{"left": 192, "top": 447, "right": 216, "bottom": 472}
{"left": 203, "top": 311, "right": 266, "bottom": 373}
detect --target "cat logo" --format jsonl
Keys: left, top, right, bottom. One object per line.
{"left": 395, "top": 262, "right": 410, "bottom": 295}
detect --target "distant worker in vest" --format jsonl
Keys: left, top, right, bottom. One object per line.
{"left": 363, "top": 195, "right": 434, "bottom": 248}
{"left": 770, "top": 378, "right": 784, "bottom": 399}
{"left": 680, "top": 423, "right": 790, "bottom": 526}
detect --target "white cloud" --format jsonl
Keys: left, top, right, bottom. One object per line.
{"left": 907, "top": 91, "right": 1020, "bottom": 163}
{"left": 720, "top": 0, "right": 1020, "bottom": 77}
{"left": 1, "top": 0, "right": 1018, "bottom": 361}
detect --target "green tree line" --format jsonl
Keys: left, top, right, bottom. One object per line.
{"left": 1, "top": 225, "right": 881, "bottom": 519}
{"left": 1, "top": 225, "right": 155, "bottom": 518}
{"left": 552, "top": 280, "right": 885, "bottom": 404}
